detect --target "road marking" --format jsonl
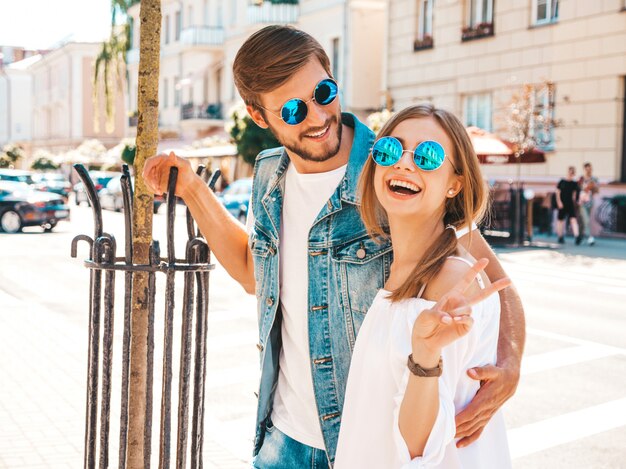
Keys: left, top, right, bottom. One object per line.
{"left": 508, "top": 397, "right": 626, "bottom": 459}
{"left": 500, "top": 262, "right": 626, "bottom": 288}
{"left": 527, "top": 328, "right": 626, "bottom": 354}
{"left": 522, "top": 344, "right": 621, "bottom": 375}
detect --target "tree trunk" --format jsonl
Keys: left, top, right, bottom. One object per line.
{"left": 127, "top": 0, "right": 161, "bottom": 467}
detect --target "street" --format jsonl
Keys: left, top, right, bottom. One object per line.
{"left": 1, "top": 203, "right": 625, "bottom": 468}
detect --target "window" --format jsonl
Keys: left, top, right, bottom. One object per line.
{"left": 415, "top": 0, "right": 434, "bottom": 50}
{"left": 164, "top": 15, "right": 170, "bottom": 44}
{"left": 533, "top": 83, "right": 556, "bottom": 150}
{"left": 532, "top": 0, "right": 559, "bottom": 25}
{"left": 204, "top": 0, "right": 209, "bottom": 26}
{"left": 217, "top": 4, "right": 223, "bottom": 27}
{"left": 464, "top": 93, "right": 492, "bottom": 131}
{"left": 175, "top": 11, "right": 182, "bottom": 40}
{"left": 332, "top": 38, "right": 340, "bottom": 79}
{"left": 163, "top": 78, "right": 169, "bottom": 109}
{"left": 230, "top": 0, "right": 237, "bottom": 25}
{"left": 188, "top": 6, "right": 193, "bottom": 27}
{"left": 467, "top": 0, "right": 493, "bottom": 28}
{"left": 174, "top": 76, "right": 181, "bottom": 106}
{"left": 462, "top": 0, "right": 494, "bottom": 41}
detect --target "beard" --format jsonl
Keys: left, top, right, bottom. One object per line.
{"left": 268, "top": 113, "right": 343, "bottom": 163}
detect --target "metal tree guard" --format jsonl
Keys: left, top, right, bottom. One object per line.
{"left": 71, "top": 163, "right": 220, "bottom": 469}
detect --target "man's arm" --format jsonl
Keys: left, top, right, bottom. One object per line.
{"left": 455, "top": 232, "right": 526, "bottom": 447}
{"left": 143, "top": 152, "right": 256, "bottom": 294}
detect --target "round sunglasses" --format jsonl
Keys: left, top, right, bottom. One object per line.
{"left": 260, "top": 78, "right": 339, "bottom": 126}
{"left": 371, "top": 136, "right": 456, "bottom": 172}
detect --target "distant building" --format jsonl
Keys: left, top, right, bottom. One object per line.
{"left": 0, "top": 55, "right": 38, "bottom": 148}
{"left": 25, "top": 42, "right": 126, "bottom": 160}
{"left": 385, "top": 0, "right": 626, "bottom": 184}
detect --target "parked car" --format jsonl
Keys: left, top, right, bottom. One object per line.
{"left": 0, "top": 169, "right": 36, "bottom": 187}
{"left": 218, "top": 178, "right": 252, "bottom": 224}
{"left": 99, "top": 175, "right": 165, "bottom": 213}
{"left": 74, "top": 171, "right": 120, "bottom": 206}
{"left": 32, "top": 172, "right": 72, "bottom": 199}
{"left": 0, "top": 181, "right": 70, "bottom": 233}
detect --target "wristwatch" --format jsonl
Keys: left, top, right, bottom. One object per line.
{"left": 407, "top": 354, "right": 443, "bottom": 377}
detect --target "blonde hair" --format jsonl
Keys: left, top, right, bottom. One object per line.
{"left": 233, "top": 25, "right": 333, "bottom": 110}
{"left": 358, "top": 104, "right": 489, "bottom": 301}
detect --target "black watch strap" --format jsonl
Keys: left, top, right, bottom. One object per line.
{"left": 407, "top": 354, "right": 443, "bottom": 377}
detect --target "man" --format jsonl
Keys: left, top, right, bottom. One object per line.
{"left": 579, "top": 162, "right": 599, "bottom": 245}
{"left": 143, "top": 26, "right": 525, "bottom": 467}
{"left": 556, "top": 166, "right": 581, "bottom": 245}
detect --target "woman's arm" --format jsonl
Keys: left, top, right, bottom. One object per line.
{"left": 398, "top": 259, "right": 483, "bottom": 457}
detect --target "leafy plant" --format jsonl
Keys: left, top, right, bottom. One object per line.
{"left": 0, "top": 144, "right": 24, "bottom": 168}
{"left": 226, "top": 102, "right": 280, "bottom": 166}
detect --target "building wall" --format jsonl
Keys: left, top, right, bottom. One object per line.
{"left": 386, "top": 0, "right": 626, "bottom": 182}
{"left": 27, "top": 42, "right": 126, "bottom": 155}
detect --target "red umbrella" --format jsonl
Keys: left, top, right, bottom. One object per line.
{"left": 466, "top": 126, "right": 545, "bottom": 164}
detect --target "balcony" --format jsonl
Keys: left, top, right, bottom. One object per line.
{"left": 461, "top": 22, "right": 494, "bottom": 42}
{"left": 247, "top": 2, "right": 299, "bottom": 25}
{"left": 180, "top": 26, "right": 224, "bottom": 48}
{"left": 413, "top": 35, "right": 434, "bottom": 52}
{"left": 181, "top": 102, "right": 223, "bottom": 121}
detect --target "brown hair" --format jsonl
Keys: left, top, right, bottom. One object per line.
{"left": 233, "top": 25, "right": 333, "bottom": 110}
{"left": 358, "top": 104, "right": 489, "bottom": 301}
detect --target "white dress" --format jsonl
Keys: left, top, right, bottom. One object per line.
{"left": 334, "top": 258, "right": 511, "bottom": 469}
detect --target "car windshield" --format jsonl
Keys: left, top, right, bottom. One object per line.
{"left": 4, "top": 174, "right": 35, "bottom": 184}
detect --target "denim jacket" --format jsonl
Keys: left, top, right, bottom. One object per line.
{"left": 248, "top": 114, "right": 393, "bottom": 463}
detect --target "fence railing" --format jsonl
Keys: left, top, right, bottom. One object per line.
{"left": 71, "top": 163, "right": 221, "bottom": 468}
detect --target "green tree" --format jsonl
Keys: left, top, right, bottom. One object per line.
{"left": 31, "top": 158, "right": 59, "bottom": 171}
{"left": 0, "top": 144, "right": 24, "bottom": 168}
{"left": 227, "top": 103, "right": 280, "bottom": 166}
{"left": 93, "top": 0, "right": 139, "bottom": 133}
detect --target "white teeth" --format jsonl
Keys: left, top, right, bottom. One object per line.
{"left": 306, "top": 126, "right": 328, "bottom": 138}
{"left": 389, "top": 179, "right": 420, "bottom": 193}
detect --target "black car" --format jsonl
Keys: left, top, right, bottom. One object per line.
{"left": 32, "top": 172, "right": 72, "bottom": 199}
{"left": 0, "top": 168, "right": 36, "bottom": 187}
{"left": 74, "top": 171, "right": 120, "bottom": 205}
{"left": 0, "top": 181, "right": 70, "bottom": 233}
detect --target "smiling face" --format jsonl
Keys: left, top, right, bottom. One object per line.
{"left": 247, "top": 58, "right": 343, "bottom": 164}
{"left": 373, "top": 116, "right": 462, "bottom": 223}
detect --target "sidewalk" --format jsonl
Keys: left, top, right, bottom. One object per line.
{"left": 1, "top": 232, "right": 624, "bottom": 468}
{"left": 0, "top": 284, "right": 252, "bottom": 469}
{"left": 494, "top": 233, "right": 626, "bottom": 261}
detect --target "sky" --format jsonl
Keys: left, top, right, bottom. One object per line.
{"left": 0, "top": 0, "right": 113, "bottom": 50}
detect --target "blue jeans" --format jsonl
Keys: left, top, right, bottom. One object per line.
{"left": 252, "top": 420, "right": 330, "bottom": 469}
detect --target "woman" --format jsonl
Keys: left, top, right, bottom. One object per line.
{"left": 334, "top": 104, "right": 512, "bottom": 468}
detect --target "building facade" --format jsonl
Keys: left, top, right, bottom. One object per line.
{"left": 125, "top": 0, "right": 386, "bottom": 144}
{"left": 0, "top": 56, "right": 37, "bottom": 148}
{"left": 386, "top": 0, "right": 626, "bottom": 185}
{"left": 26, "top": 42, "right": 126, "bottom": 158}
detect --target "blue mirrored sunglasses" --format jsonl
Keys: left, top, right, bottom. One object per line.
{"left": 261, "top": 78, "right": 338, "bottom": 126}
{"left": 371, "top": 136, "right": 453, "bottom": 172}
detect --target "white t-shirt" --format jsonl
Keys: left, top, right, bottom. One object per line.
{"left": 334, "top": 257, "right": 510, "bottom": 469}
{"left": 271, "top": 162, "right": 347, "bottom": 449}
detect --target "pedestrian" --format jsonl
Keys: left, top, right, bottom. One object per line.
{"left": 334, "top": 105, "right": 512, "bottom": 468}
{"left": 556, "top": 166, "right": 581, "bottom": 245}
{"left": 143, "top": 25, "right": 525, "bottom": 467}
{"left": 579, "top": 162, "right": 599, "bottom": 245}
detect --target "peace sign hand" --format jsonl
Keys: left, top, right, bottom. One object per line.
{"left": 411, "top": 259, "right": 512, "bottom": 355}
